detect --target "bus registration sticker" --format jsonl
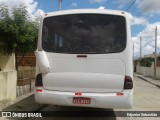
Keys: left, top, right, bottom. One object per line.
{"left": 73, "top": 97, "right": 91, "bottom": 104}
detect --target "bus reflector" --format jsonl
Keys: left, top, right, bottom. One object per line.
{"left": 121, "top": 12, "right": 125, "bottom": 14}
{"left": 75, "top": 92, "right": 82, "bottom": 96}
{"left": 116, "top": 93, "right": 124, "bottom": 96}
{"left": 36, "top": 89, "right": 43, "bottom": 92}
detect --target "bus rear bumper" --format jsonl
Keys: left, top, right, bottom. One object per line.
{"left": 34, "top": 87, "right": 133, "bottom": 109}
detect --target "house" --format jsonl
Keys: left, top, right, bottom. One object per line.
{"left": 144, "top": 53, "right": 160, "bottom": 67}
{"left": 134, "top": 53, "right": 160, "bottom": 79}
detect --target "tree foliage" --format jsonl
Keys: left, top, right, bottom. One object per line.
{"left": 0, "top": 4, "right": 39, "bottom": 70}
{"left": 140, "top": 57, "right": 154, "bottom": 67}
{"left": 0, "top": 4, "right": 38, "bottom": 55}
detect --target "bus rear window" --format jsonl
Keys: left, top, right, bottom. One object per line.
{"left": 42, "top": 14, "right": 126, "bottom": 54}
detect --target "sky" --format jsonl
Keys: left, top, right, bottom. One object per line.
{"left": 0, "top": 0, "right": 160, "bottom": 59}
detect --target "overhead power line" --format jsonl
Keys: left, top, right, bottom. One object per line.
{"left": 126, "top": 0, "right": 136, "bottom": 11}
{"left": 146, "top": 11, "right": 160, "bottom": 21}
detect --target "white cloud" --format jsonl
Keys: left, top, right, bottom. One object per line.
{"left": 116, "top": 0, "right": 160, "bottom": 16}
{"left": 116, "top": 0, "right": 133, "bottom": 9}
{"left": 71, "top": 2, "right": 78, "bottom": 7}
{"left": 136, "top": 0, "right": 160, "bottom": 16}
{"left": 128, "top": 13, "right": 148, "bottom": 26}
{"left": 132, "top": 23, "right": 160, "bottom": 58}
{"left": 98, "top": 6, "right": 105, "bottom": 9}
{"left": 0, "top": 0, "right": 44, "bottom": 20}
{"left": 89, "top": 0, "right": 107, "bottom": 4}
{"left": 34, "top": 9, "right": 44, "bottom": 17}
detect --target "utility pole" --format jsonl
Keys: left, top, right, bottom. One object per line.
{"left": 140, "top": 36, "right": 142, "bottom": 59}
{"left": 133, "top": 44, "right": 134, "bottom": 60}
{"left": 133, "top": 43, "right": 135, "bottom": 72}
{"left": 154, "top": 26, "right": 157, "bottom": 79}
{"left": 139, "top": 36, "right": 142, "bottom": 74}
{"left": 58, "top": 0, "right": 62, "bottom": 11}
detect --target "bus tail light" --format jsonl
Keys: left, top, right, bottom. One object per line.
{"left": 35, "top": 74, "right": 43, "bottom": 86}
{"left": 36, "top": 89, "right": 43, "bottom": 92}
{"left": 124, "top": 76, "right": 133, "bottom": 89}
{"left": 75, "top": 92, "right": 82, "bottom": 96}
{"left": 116, "top": 92, "right": 124, "bottom": 96}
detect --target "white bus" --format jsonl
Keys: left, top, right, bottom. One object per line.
{"left": 35, "top": 9, "right": 133, "bottom": 109}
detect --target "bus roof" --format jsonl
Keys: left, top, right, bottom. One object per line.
{"left": 43, "top": 9, "right": 127, "bottom": 18}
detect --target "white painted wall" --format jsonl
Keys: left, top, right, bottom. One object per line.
{"left": 136, "top": 65, "right": 160, "bottom": 79}
{"left": 0, "top": 53, "right": 15, "bottom": 71}
{"left": 156, "top": 68, "right": 160, "bottom": 78}
{"left": 0, "top": 70, "right": 17, "bottom": 106}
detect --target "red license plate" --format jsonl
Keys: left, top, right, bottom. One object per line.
{"left": 73, "top": 97, "right": 91, "bottom": 104}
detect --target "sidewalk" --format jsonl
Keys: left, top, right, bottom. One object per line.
{"left": 134, "top": 73, "right": 160, "bottom": 88}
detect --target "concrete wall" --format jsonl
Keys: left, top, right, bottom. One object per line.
{"left": 0, "top": 53, "right": 15, "bottom": 71}
{"left": 136, "top": 65, "right": 160, "bottom": 79}
{"left": 18, "top": 66, "right": 35, "bottom": 79}
{"left": 0, "top": 70, "right": 17, "bottom": 106}
{"left": 156, "top": 68, "right": 160, "bottom": 78}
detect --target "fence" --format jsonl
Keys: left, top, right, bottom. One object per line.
{"left": 17, "top": 66, "right": 35, "bottom": 97}
{"left": 16, "top": 78, "right": 35, "bottom": 97}
{"left": 136, "top": 65, "right": 160, "bottom": 79}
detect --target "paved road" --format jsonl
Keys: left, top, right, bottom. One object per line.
{"left": 2, "top": 76, "right": 160, "bottom": 120}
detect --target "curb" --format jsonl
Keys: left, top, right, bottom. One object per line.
{"left": 137, "top": 76, "right": 160, "bottom": 89}
{"left": 1, "top": 92, "right": 34, "bottom": 110}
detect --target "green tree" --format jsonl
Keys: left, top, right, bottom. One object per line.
{"left": 0, "top": 4, "right": 38, "bottom": 70}
{"left": 140, "top": 57, "right": 154, "bottom": 67}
